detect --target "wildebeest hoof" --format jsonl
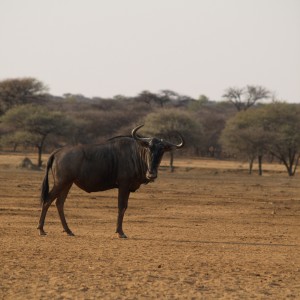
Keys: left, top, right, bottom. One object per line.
{"left": 37, "top": 228, "right": 47, "bottom": 236}
{"left": 37, "top": 226, "right": 47, "bottom": 236}
{"left": 64, "top": 230, "right": 75, "bottom": 236}
{"left": 118, "top": 233, "right": 128, "bottom": 238}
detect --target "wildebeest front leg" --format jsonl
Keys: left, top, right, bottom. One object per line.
{"left": 116, "top": 187, "right": 130, "bottom": 238}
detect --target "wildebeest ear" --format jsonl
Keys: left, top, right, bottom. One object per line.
{"left": 135, "top": 137, "right": 151, "bottom": 147}
{"left": 164, "top": 133, "right": 185, "bottom": 150}
{"left": 136, "top": 140, "right": 150, "bottom": 147}
{"left": 163, "top": 144, "right": 173, "bottom": 152}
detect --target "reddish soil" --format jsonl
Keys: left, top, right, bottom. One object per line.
{"left": 0, "top": 154, "right": 299, "bottom": 299}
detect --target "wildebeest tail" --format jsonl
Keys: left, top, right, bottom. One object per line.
{"left": 40, "top": 153, "right": 55, "bottom": 204}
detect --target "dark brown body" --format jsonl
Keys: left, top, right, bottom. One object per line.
{"left": 37, "top": 126, "right": 184, "bottom": 238}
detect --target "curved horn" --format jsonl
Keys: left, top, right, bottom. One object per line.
{"left": 166, "top": 132, "right": 185, "bottom": 149}
{"left": 131, "top": 124, "right": 144, "bottom": 140}
{"left": 131, "top": 125, "right": 151, "bottom": 144}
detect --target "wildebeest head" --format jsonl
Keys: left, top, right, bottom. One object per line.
{"left": 132, "top": 125, "right": 184, "bottom": 180}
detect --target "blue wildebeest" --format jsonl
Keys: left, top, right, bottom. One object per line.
{"left": 37, "top": 125, "right": 184, "bottom": 238}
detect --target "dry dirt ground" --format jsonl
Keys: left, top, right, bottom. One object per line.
{"left": 0, "top": 153, "right": 299, "bottom": 299}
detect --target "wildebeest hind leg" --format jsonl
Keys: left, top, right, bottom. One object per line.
{"left": 37, "top": 201, "right": 53, "bottom": 235}
{"left": 37, "top": 186, "right": 61, "bottom": 236}
{"left": 55, "top": 184, "right": 74, "bottom": 236}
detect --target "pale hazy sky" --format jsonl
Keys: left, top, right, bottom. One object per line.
{"left": 1, "top": 0, "right": 299, "bottom": 102}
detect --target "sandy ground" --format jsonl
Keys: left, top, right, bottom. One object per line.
{"left": 0, "top": 154, "right": 299, "bottom": 299}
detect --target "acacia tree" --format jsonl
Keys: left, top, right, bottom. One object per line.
{"left": 223, "top": 85, "right": 270, "bottom": 111}
{"left": 0, "top": 77, "right": 48, "bottom": 115}
{"left": 261, "top": 103, "right": 300, "bottom": 176}
{"left": 0, "top": 104, "right": 72, "bottom": 167}
{"left": 220, "top": 103, "right": 300, "bottom": 176}
{"left": 143, "top": 109, "right": 203, "bottom": 171}
{"left": 220, "top": 109, "right": 269, "bottom": 174}
{"left": 136, "top": 90, "right": 161, "bottom": 106}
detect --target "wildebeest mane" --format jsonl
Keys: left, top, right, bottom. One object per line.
{"left": 107, "top": 134, "right": 144, "bottom": 142}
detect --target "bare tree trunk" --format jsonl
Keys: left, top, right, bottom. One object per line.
{"left": 169, "top": 151, "right": 174, "bottom": 172}
{"left": 36, "top": 135, "right": 47, "bottom": 168}
{"left": 36, "top": 146, "right": 42, "bottom": 168}
{"left": 258, "top": 155, "right": 263, "bottom": 176}
{"left": 292, "top": 154, "right": 300, "bottom": 175}
{"left": 248, "top": 156, "right": 254, "bottom": 174}
{"left": 270, "top": 150, "right": 298, "bottom": 176}
{"left": 13, "top": 143, "right": 18, "bottom": 152}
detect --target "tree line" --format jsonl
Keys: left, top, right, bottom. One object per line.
{"left": 0, "top": 77, "right": 299, "bottom": 176}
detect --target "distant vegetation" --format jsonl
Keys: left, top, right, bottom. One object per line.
{"left": 0, "top": 77, "right": 299, "bottom": 176}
